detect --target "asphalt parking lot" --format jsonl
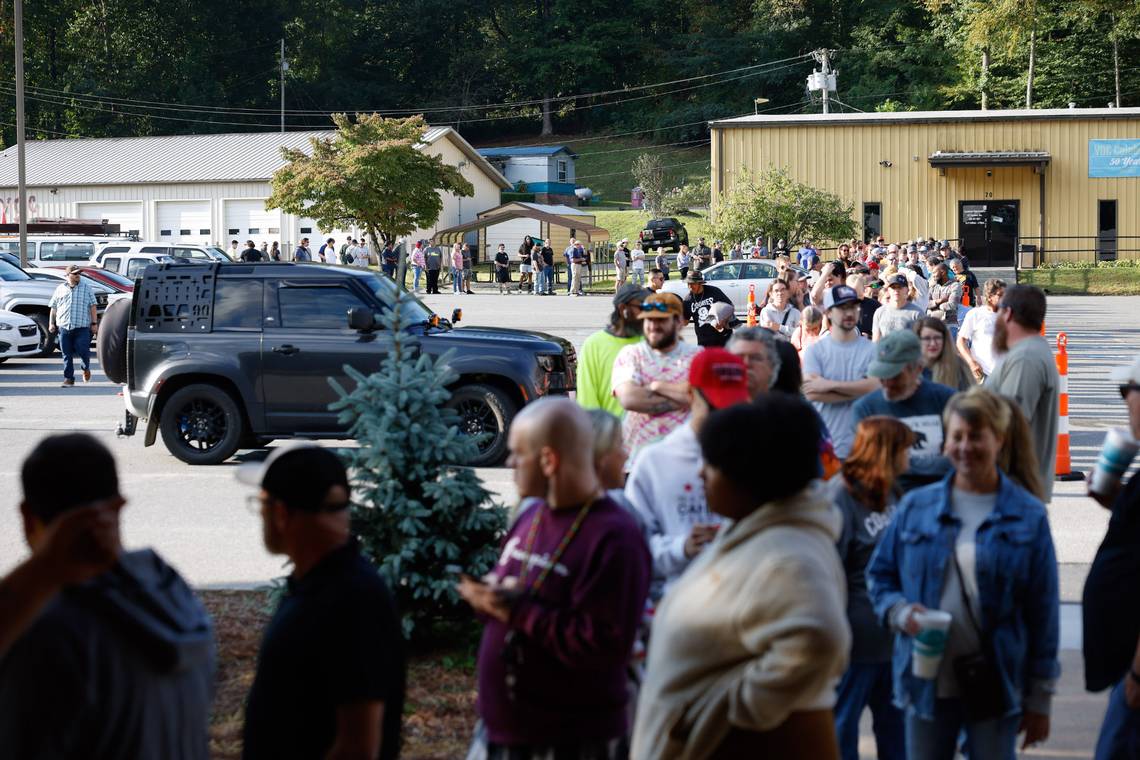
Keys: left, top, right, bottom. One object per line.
{"left": 1, "top": 291, "right": 1136, "bottom": 757}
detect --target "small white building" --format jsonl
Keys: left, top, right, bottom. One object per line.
{"left": 0, "top": 127, "right": 511, "bottom": 254}
{"left": 475, "top": 146, "right": 578, "bottom": 204}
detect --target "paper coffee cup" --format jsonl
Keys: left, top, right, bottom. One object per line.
{"left": 912, "top": 609, "right": 952, "bottom": 680}
{"left": 1091, "top": 428, "right": 1140, "bottom": 496}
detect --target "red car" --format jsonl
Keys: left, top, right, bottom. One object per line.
{"left": 42, "top": 265, "right": 134, "bottom": 293}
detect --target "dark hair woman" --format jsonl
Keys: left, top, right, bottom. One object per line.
{"left": 830, "top": 417, "right": 917, "bottom": 760}
{"left": 632, "top": 395, "right": 849, "bottom": 759}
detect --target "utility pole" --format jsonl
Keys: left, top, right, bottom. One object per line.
{"left": 809, "top": 49, "right": 834, "bottom": 114}
{"left": 15, "top": 0, "right": 28, "bottom": 268}
{"left": 279, "top": 38, "right": 287, "bottom": 132}
{"left": 820, "top": 49, "right": 831, "bottom": 115}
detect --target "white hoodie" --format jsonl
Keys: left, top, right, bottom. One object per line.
{"left": 625, "top": 423, "right": 722, "bottom": 596}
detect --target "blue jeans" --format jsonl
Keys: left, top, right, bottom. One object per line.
{"left": 382, "top": 263, "right": 396, "bottom": 278}
{"left": 452, "top": 266, "right": 464, "bottom": 293}
{"left": 412, "top": 265, "right": 423, "bottom": 291}
{"left": 541, "top": 265, "right": 554, "bottom": 293}
{"left": 1096, "top": 678, "right": 1140, "bottom": 759}
{"left": 835, "top": 662, "right": 905, "bottom": 760}
{"left": 59, "top": 325, "right": 92, "bottom": 382}
{"left": 905, "top": 701, "right": 1020, "bottom": 760}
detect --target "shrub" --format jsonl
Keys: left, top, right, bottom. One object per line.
{"left": 329, "top": 296, "right": 507, "bottom": 637}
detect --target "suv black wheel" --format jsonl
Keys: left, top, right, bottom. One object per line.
{"left": 445, "top": 383, "right": 516, "bottom": 466}
{"left": 159, "top": 384, "right": 245, "bottom": 465}
{"left": 28, "top": 313, "right": 57, "bottom": 357}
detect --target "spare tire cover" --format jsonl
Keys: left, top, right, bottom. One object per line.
{"left": 98, "top": 298, "right": 131, "bottom": 385}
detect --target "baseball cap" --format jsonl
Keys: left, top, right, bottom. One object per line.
{"left": 1110, "top": 354, "right": 1140, "bottom": 384}
{"left": 823, "top": 284, "right": 860, "bottom": 310}
{"left": 886, "top": 273, "right": 908, "bottom": 288}
{"left": 236, "top": 443, "right": 350, "bottom": 512}
{"left": 868, "top": 330, "right": 922, "bottom": 379}
{"left": 638, "top": 292, "right": 683, "bottom": 319}
{"left": 887, "top": 244, "right": 899, "bottom": 253}
{"left": 689, "top": 348, "right": 751, "bottom": 409}
{"left": 685, "top": 270, "right": 705, "bottom": 284}
{"left": 613, "top": 283, "right": 650, "bottom": 308}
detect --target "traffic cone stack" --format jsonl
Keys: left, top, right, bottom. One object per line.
{"left": 747, "top": 284, "right": 757, "bottom": 327}
{"left": 1054, "top": 332, "right": 1084, "bottom": 481}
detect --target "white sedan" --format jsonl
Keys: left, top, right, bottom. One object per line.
{"left": 0, "top": 308, "right": 41, "bottom": 363}
{"left": 661, "top": 259, "right": 782, "bottom": 315}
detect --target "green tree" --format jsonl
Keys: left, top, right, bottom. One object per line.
{"left": 267, "top": 113, "right": 473, "bottom": 281}
{"left": 329, "top": 294, "right": 506, "bottom": 637}
{"left": 713, "top": 167, "right": 857, "bottom": 246}
{"left": 631, "top": 153, "right": 669, "bottom": 217}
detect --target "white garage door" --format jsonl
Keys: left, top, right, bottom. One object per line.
{"left": 224, "top": 200, "right": 280, "bottom": 250}
{"left": 76, "top": 202, "right": 143, "bottom": 237}
{"left": 298, "top": 216, "right": 355, "bottom": 256}
{"left": 157, "top": 201, "right": 212, "bottom": 245}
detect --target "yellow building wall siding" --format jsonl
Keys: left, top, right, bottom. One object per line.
{"left": 713, "top": 117, "right": 1140, "bottom": 263}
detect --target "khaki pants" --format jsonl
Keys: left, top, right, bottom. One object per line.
{"left": 615, "top": 266, "right": 627, "bottom": 290}
{"left": 571, "top": 262, "right": 585, "bottom": 294}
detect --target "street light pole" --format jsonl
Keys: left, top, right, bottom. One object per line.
{"left": 15, "top": 0, "right": 28, "bottom": 268}
{"left": 279, "top": 38, "right": 287, "bottom": 133}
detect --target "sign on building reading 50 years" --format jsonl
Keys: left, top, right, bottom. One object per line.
{"left": 1089, "top": 139, "right": 1140, "bottom": 178}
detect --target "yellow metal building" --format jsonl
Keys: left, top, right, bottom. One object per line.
{"left": 710, "top": 108, "right": 1140, "bottom": 266}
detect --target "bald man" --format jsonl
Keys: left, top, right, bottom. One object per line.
{"left": 459, "top": 398, "right": 651, "bottom": 758}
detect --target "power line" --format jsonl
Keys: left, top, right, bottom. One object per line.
{"left": 1, "top": 53, "right": 814, "bottom": 117}
{"left": 576, "top": 158, "right": 711, "bottom": 181}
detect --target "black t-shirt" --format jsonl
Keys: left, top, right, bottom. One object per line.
{"left": 682, "top": 284, "right": 733, "bottom": 347}
{"left": 541, "top": 246, "right": 554, "bottom": 266}
{"left": 243, "top": 543, "right": 405, "bottom": 760}
{"left": 1083, "top": 473, "right": 1140, "bottom": 691}
{"left": 858, "top": 297, "right": 880, "bottom": 338}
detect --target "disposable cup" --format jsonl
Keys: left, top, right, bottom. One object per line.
{"left": 1091, "top": 428, "right": 1140, "bottom": 497}
{"left": 911, "top": 609, "right": 952, "bottom": 680}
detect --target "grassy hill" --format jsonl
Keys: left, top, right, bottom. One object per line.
{"left": 474, "top": 134, "right": 710, "bottom": 206}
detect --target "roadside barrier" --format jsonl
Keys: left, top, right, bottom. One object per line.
{"left": 1055, "top": 332, "right": 1084, "bottom": 481}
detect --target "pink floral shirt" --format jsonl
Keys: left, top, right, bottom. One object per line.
{"left": 611, "top": 340, "right": 700, "bottom": 463}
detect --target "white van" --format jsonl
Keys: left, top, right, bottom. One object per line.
{"left": 0, "top": 235, "right": 118, "bottom": 267}
{"left": 91, "top": 241, "right": 233, "bottom": 276}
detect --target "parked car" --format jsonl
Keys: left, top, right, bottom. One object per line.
{"left": 27, "top": 266, "right": 130, "bottom": 318}
{"left": 638, "top": 218, "right": 689, "bottom": 253}
{"left": 0, "top": 236, "right": 121, "bottom": 268}
{"left": 0, "top": 308, "right": 41, "bottom": 363}
{"left": 91, "top": 241, "right": 232, "bottom": 272}
{"left": 106, "top": 261, "right": 578, "bottom": 466}
{"left": 90, "top": 250, "right": 180, "bottom": 278}
{"left": 0, "top": 259, "right": 63, "bottom": 355}
{"left": 661, "top": 259, "right": 782, "bottom": 314}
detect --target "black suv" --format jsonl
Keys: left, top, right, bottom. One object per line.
{"left": 107, "top": 262, "right": 576, "bottom": 466}
{"left": 638, "top": 218, "right": 689, "bottom": 253}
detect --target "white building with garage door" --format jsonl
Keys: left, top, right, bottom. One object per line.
{"left": 0, "top": 127, "right": 510, "bottom": 256}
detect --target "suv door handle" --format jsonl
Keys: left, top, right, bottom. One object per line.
{"left": 272, "top": 344, "right": 300, "bottom": 355}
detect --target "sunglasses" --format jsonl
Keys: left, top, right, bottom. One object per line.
{"left": 640, "top": 301, "right": 671, "bottom": 312}
{"left": 1120, "top": 383, "right": 1140, "bottom": 400}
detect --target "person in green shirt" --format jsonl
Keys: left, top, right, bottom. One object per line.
{"left": 577, "top": 284, "right": 650, "bottom": 417}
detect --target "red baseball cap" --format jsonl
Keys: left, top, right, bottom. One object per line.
{"left": 689, "top": 348, "right": 751, "bottom": 409}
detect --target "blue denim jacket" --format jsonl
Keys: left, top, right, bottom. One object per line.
{"left": 866, "top": 470, "right": 1060, "bottom": 719}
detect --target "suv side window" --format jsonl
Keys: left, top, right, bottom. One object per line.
{"left": 174, "top": 247, "right": 208, "bottom": 260}
{"left": 40, "top": 242, "right": 94, "bottom": 261}
{"left": 213, "top": 280, "right": 263, "bottom": 330}
{"left": 277, "top": 285, "right": 368, "bottom": 329}
{"left": 126, "top": 258, "right": 155, "bottom": 278}
{"left": 104, "top": 257, "right": 123, "bottom": 273}
{"left": 141, "top": 246, "right": 170, "bottom": 254}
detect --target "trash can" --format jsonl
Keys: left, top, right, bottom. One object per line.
{"left": 631, "top": 187, "right": 643, "bottom": 210}
{"left": 1019, "top": 244, "right": 1038, "bottom": 269}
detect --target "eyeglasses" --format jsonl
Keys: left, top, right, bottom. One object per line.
{"left": 1120, "top": 383, "right": 1140, "bottom": 400}
{"left": 640, "top": 301, "right": 671, "bottom": 312}
{"left": 920, "top": 335, "right": 944, "bottom": 343}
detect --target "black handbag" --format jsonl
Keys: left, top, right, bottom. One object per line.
{"left": 950, "top": 550, "right": 1009, "bottom": 722}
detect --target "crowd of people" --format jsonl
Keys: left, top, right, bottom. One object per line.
{"left": 3, "top": 234, "right": 1140, "bottom": 760}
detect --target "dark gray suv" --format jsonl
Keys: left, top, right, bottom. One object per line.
{"left": 109, "top": 262, "right": 576, "bottom": 465}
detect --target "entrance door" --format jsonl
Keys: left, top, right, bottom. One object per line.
{"left": 958, "top": 201, "right": 1019, "bottom": 267}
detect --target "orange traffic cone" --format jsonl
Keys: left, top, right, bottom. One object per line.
{"left": 1055, "top": 332, "right": 1084, "bottom": 481}
{"left": 961, "top": 284, "right": 971, "bottom": 308}
{"left": 747, "top": 284, "right": 757, "bottom": 327}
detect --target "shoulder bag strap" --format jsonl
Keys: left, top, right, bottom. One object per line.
{"left": 951, "top": 544, "right": 985, "bottom": 639}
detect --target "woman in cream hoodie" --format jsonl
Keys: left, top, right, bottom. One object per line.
{"left": 631, "top": 395, "right": 851, "bottom": 760}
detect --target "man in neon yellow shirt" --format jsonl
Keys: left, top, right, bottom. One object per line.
{"left": 576, "top": 284, "right": 649, "bottom": 417}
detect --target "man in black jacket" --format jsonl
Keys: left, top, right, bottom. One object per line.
{"left": 240, "top": 240, "right": 263, "bottom": 262}
{"left": 0, "top": 434, "right": 215, "bottom": 760}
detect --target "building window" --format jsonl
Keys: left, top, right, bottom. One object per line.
{"left": 199, "top": 229, "right": 210, "bottom": 235}
{"left": 300, "top": 226, "right": 312, "bottom": 234}
{"left": 862, "top": 202, "right": 882, "bottom": 243}
{"left": 160, "top": 229, "right": 172, "bottom": 236}
{"left": 248, "top": 228, "right": 260, "bottom": 234}
{"left": 557, "top": 160, "right": 568, "bottom": 183}
{"left": 268, "top": 227, "right": 280, "bottom": 234}
{"left": 228, "top": 228, "right": 239, "bottom": 235}
{"left": 1098, "top": 200, "right": 1118, "bottom": 261}
{"left": 180, "top": 229, "right": 191, "bottom": 235}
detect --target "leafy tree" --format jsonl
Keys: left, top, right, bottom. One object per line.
{"left": 631, "top": 153, "right": 669, "bottom": 217}
{"left": 713, "top": 167, "right": 857, "bottom": 246}
{"left": 266, "top": 113, "right": 474, "bottom": 281}
{"left": 661, "top": 178, "right": 711, "bottom": 214}
{"left": 329, "top": 293, "right": 506, "bottom": 637}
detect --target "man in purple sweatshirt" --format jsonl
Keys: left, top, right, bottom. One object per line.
{"left": 458, "top": 398, "right": 651, "bottom": 759}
